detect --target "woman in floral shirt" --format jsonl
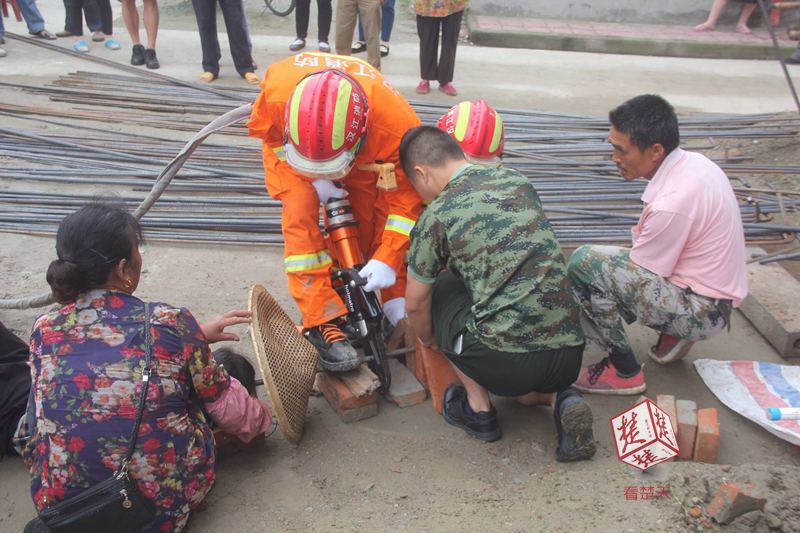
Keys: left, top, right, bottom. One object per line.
{"left": 17, "top": 202, "right": 271, "bottom": 532}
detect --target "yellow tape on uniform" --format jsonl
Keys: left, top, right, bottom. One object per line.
{"left": 384, "top": 215, "right": 415, "bottom": 237}
{"left": 284, "top": 251, "right": 333, "bottom": 273}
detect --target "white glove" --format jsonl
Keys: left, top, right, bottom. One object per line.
{"left": 382, "top": 297, "right": 406, "bottom": 327}
{"left": 358, "top": 259, "right": 396, "bottom": 292}
{"left": 311, "top": 179, "right": 348, "bottom": 204}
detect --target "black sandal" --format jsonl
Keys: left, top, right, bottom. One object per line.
{"left": 351, "top": 41, "right": 366, "bottom": 54}
{"left": 380, "top": 44, "right": 389, "bottom": 57}
{"left": 30, "top": 30, "right": 57, "bottom": 40}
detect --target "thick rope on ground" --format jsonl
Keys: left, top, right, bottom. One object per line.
{"left": 0, "top": 103, "right": 253, "bottom": 310}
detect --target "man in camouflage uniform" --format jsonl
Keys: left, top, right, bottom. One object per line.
{"left": 569, "top": 95, "right": 747, "bottom": 396}
{"left": 400, "top": 126, "right": 595, "bottom": 463}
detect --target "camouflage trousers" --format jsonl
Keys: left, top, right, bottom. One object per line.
{"left": 567, "top": 245, "right": 730, "bottom": 362}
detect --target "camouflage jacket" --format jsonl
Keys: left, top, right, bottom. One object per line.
{"left": 407, "top": 164, "right": 584, "bottom": 353}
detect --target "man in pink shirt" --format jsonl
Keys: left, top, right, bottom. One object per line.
{"left": 568, "top": 94, "right": 748, "bottom": 395}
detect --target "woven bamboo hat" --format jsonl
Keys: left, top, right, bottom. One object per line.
{"left": 248, "top": 284, "right": 318, "bottom": 445}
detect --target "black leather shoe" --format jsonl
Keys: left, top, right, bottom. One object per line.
{"left": 305, "top": 320, "right": 361, "bottom": 372}
{"left": 442, "top": 383, "right": 501, "bottom": 442}
{"left": 131, "top": 44, "right": 145, "bottom": 66}
{"left": 554, "top": 388, "right": 596, "bottom": 462}
{"left": 145, "top": 48, "right": 160, "bottom": 69}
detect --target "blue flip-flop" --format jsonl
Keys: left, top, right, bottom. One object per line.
{"left": 72, "top": 40, "right": 89, "bottom": 53}
{"left": 104, "top": 39, "right": 120, "bottom": 51}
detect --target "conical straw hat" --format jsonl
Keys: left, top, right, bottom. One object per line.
{"left": 248, "top": 284, "right": 318, "bottom": 445}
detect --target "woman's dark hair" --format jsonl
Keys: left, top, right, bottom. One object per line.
{"left": 213, "top": 348, "right": 257, "bottom": 396}
{"left": 46, "top": 201, "right": 142, "bottom": 304}
{"left": 609, "top": 94, "right": 680, "bottom": 155}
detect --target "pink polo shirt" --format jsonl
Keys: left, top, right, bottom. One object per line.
{"left": 630, "top": 148, "right": 748, "bottom": 306}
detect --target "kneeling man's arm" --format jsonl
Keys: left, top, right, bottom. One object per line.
{"left": 406, "top": 276, "right": 437, "bottom": 350}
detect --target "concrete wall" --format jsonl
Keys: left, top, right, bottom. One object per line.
{"left": 468, "top": 0, "right": 754, "bottom": 24}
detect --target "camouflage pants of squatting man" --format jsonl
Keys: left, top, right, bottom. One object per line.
{"left": 567, "top": 245, "right": 730, "bottom": 359}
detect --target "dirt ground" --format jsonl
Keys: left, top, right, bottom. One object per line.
{"left": 2, "top": 1, "right": 800, "bottom": 532}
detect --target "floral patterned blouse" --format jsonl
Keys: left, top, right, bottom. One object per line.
{"left": 19, "top": 289, "right": 231, "bottom": 532}
{"left": 414, "top": 0, "right": 468, "bottom": 18}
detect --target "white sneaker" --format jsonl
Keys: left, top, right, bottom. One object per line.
{"left": 0, "top": 47, "right": 6, "bottom": 58}
{"left": 289, "top": 38, "right": 305, "bottom": 51}
{"left": 318, "top": 41, "right": 331, "bottom": 53}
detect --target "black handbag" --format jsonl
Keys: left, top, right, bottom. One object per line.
{"left": 31, "top": 303, "right": 157, "bottom": 533}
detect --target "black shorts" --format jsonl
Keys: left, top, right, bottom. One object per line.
{"left": 431, "top": 272, "right": 584, "bottom": 397}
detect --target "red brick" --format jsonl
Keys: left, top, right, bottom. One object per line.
{"left": 417, "top": 339, "right": 460, "bottom": 414}
{"left": 676, "top": 400, "right": 697, "bottom": 460}
{"left": 316, "top": 371, "right": 378, "bottom": 422}
{"left": 694, "top": 408, "right": 720, "bottom": 464}
{"left": 706, "top": 482, "right": 766, "bottom": 525}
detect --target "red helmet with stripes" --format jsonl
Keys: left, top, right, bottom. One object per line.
{"left": 436, "top": 100, "right": 504, "bottom": 164}
{"left": 283, "top": 69, "right": 369, "bottom": 180}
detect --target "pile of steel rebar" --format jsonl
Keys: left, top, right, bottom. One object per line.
{"left": 0, "top": 71, "right": 799, "bottom": 246}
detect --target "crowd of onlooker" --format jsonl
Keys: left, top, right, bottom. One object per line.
{"left": 3, "top": 1, "right": 797, "bottom": 85}
{"left": 0, "top": 0, "right": 471, "bottom": 93}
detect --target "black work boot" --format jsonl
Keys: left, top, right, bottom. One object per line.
{"left": 145, "top": 48, "right": 160, "bottom": 69}
{"left": 305, "top": 320, "right": 361, "bottom": 372}
{"left": 442, "top": 383, "right": 501, "bottom": 442}
{"left": 554, "top": 387, "right": 596, "bottom": 462}
{"left": 130, "top": 44, "right": 145, "bottom": 66}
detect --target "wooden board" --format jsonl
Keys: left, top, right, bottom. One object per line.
{"left": 338, "top": 365, "right": 381, "bottom": 397}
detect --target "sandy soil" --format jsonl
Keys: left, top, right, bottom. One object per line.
{"left": 1, "top": 2, "right": 800, "bottom": 532}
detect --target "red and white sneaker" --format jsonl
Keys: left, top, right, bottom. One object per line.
{"left": 648, "top": 333, "right": 694, "bottom": 365}
{"left": 573, "top": 357, "right": 646, "bottom": 396}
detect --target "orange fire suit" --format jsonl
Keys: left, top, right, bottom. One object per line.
{"left": 248, "top": 52, "right": 423, "bottom": 328}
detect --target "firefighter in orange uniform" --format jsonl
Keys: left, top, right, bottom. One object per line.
{"left": 248, "top": 52, "right": 423, "bottom": 371}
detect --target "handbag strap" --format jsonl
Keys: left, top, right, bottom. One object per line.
{"left": 119, "top": 303, "right": 151, "bottom": 472}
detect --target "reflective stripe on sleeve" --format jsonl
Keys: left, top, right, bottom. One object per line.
{"left": 272, "top": 146, "right": 286, "bottom": 162}
{"left": 284, "top": 251, "right": 333, "bottom": 273}
{"left": 384, "top": 214, "right": 416, "bottom": 237}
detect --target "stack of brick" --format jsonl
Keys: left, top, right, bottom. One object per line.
{"left": 317, "top": 319, "right": 429, "bottom": 422}
{"left": 316, "top": 369, "right": 381, "bottom": 423}
{"left": 663, "top": 396, "right": 720, "bottom": 463}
